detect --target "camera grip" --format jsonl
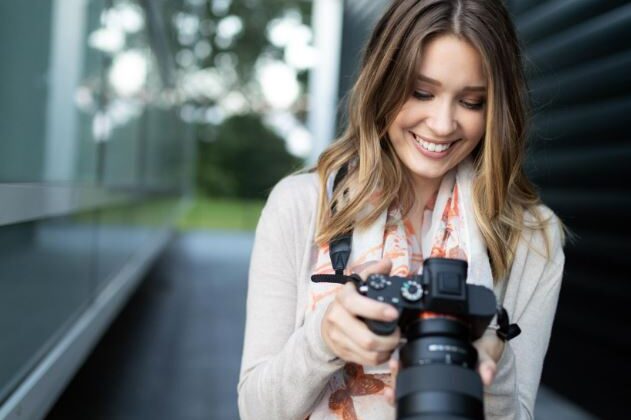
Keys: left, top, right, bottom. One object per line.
{"left": 364, "top": 318, "right": 398, "bottom": 336}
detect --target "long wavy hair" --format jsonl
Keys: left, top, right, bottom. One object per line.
{"left": 314, "top": 0, "right": 556, "bottom": 281}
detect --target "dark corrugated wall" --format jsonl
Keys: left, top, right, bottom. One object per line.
{"left": 508, "top": 1, "right": 631, "bottom": 418}
{"left": 336, "top": 0, "right": 389, "bottom": 130}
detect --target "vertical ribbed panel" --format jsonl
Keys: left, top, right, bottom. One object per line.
{"left": 336, "top": 0, "right": 389, "bottom": 130}
{"left": 511, "top": 2, "right": 631, "bottom": 418}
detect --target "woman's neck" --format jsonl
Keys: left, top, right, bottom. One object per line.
{"left": 410, "top": 175, "right": 442, "bottom": 214}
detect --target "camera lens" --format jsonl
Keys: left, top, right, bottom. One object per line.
{"left": 396, "top": 317, "right": 483, "bottom": 420}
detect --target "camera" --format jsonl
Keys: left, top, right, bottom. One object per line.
{"left": 357, "top": 257, "right": 497, "bottom": 420}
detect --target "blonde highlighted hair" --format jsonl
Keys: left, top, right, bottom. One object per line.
{"left": 314, "top": 0, "right": 557, "bottom": 281}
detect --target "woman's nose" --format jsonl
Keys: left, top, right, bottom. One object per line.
{"left": 426, "top": 102, "right": 457, "bottom": 137}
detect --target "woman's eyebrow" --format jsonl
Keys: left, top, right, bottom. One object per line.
{"left": 416, "top": 74, "right": 486, "bottom": 92}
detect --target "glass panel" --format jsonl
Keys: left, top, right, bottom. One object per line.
{"left": 0, "top": 215, "right": 96, "bottom": 403}
{"left": 0, "top": 0, "right": 193, "bottom": 409}
{"left": 0, "top": 2, "right": 53, "bottom": 182}
{"left": 94, "top": 204, "right": 145, "bottom": 291}
{"left": 94, "top": 197, "right": 179, "bottom": 292}
{"left": 75, "top": 0, "right": 108, "bottom": 185}
{"left": 144, "top": 107, "right": 186, "bottom": 191}
{"left": 0, "top": 0, "right": 107, "bottom": 184}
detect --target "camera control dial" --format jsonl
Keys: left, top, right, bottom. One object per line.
{"left": 368, "top": 274, "right": 389, "bottom": 290}
{"left": 401, "top": 280, "right": 423, "bottom": 302}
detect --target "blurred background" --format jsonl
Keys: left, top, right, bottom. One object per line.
{"left": 0, "top": 0, "right": 627, "bottom": 419}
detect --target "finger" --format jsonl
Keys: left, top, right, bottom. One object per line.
{"left": 388, "top": 358, "right": 400, "bottom": 377}
{"left": 347, "top": 320, "right": 400, "bottom": 353}
{"left": 384, "top": 386, "right": 395, "bottom": 406}
{"left": 358, "top": 258, "right": 393, "bottom": 281}
{"left": 338, "top": 334, "right": 392, "bottom": 366}
{"left": 338, "top": 282, "right": 399, "bottom": 322}
{"left": 477, "top": 360, "right": 496, "bottom": 387}
{"left": 332, "top": 306, "right": 401, "bottom": 353}
{"left": 386, "top": 357, "right": 399, "bottom": 406}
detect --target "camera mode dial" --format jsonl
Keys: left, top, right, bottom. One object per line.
{"left": 401, "top": 280, "right": 423, "bottom": 302}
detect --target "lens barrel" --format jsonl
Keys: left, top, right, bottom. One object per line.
{"left": 396, "top": 318, "right": 483, "bottom": 419}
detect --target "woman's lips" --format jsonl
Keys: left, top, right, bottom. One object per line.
{"left": 409, "top": 131, "right": 459, "bottom": 158}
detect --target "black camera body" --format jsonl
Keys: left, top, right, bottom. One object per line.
{"left": 358, "top": 258, "right": 497, "bottom": 338}
{"left": 357, "top": 258, "right": 498, "bottom": 420}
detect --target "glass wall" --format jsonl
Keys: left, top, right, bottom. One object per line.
{"left": 0, "top": 0, "right": 194, "bottom": 409}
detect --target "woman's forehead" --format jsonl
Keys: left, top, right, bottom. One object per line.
{"left": 416, "top": 34, "right": 487, "bottom": 89}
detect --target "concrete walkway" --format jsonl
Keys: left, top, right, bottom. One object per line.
{"left": 46, "top": 231, "right": 598, "bottom": 419}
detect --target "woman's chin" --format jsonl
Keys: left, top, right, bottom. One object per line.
{"left": 411, "top": 158, "right": 451, "bottom": 178}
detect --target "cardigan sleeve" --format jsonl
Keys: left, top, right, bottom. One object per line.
{"left": 484, "top": 210, "right": 565, "bottom": 419}
{"left": 237, "top": 176, "right": 345, "bottom": 420}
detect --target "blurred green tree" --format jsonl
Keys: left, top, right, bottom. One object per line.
{"left": 166, "top": 0, "right": 313, "bottom": 199}
{"left": 196, "top": 113, "right": 303, "bottom": 199}
{"left": 206, "top": 0, "right": 312, "bottom": 83}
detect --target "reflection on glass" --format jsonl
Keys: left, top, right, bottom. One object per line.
{"left": 0, "top": 215, "right": 96, "bottom": 403}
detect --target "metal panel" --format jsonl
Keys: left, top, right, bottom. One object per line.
{"left": 530, "top": 49, "right": 631, "bottom": 108}
{"left": 511, "top": 1, "right": 631, "bottom": 417}
{"left": 0, "top": 184, "right": 134, "bottom": 228}
{"left": 525, "top": 3, "right": 631, "bottom": 73}
{"left": 335, "top": 0, "right": 389, "bottom": 130}
{"left": 529, "top": 96, "right": 630, "bottom": 146}
{"left": 516, "top": 0, "right": 628, "bottom": 45}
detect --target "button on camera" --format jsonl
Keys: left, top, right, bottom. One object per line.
{"left": 401, "top": 280, "right": 423, "bottom": 301}
{"left": 368, "top": 274, "right": 388, "bottom": 290}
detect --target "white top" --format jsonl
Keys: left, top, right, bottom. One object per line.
{"left": 238, "top": 172, "right": 565, "bottom": 420}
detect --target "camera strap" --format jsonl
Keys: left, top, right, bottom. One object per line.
{"left": 495, "top": 306, "right": 522, "bottom": 341}
{"left": 310, "top": 163, "right": 357, "bottom": 285}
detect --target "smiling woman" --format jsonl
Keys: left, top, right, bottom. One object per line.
{"left": 238, "top": 1, "right": 566, "bottom": 419}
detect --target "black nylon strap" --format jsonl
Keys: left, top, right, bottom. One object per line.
{"left": 332, "top": 163, "right": 349, "bottom": 195}
{"left": 328, "top": 162, "right": 353, "bottom": 276}
{"left": 309, "top": 162, "right": 356, "bottom": 285}
{"left": 496, "top": 306, "right": 521, "bottom": 341}
{"left": 310, "top": 273, "right": 363, "bottom": 287}
{"left": 329, "top": 233, "right": 352, "bottom": 276}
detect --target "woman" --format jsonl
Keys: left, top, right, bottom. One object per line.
{"left": 238, "top": 1, "right": 565, "bottom": 419}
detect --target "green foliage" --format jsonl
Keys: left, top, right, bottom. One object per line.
{"left": 196, "top": 113, "right": 303, "bottom": 199}
{"left": 177, "top": 196, "right": 265, "bottom": 231}
{"left": 210, "top": 0, "right": 313, "bottom": 82}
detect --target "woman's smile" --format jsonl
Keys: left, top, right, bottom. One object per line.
{"left": 409, "top": 131, "right": 461, "bottom": 159}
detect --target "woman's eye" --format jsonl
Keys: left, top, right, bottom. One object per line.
{"left": 412, "top": 90, "right": 432, "bottom": 100}
{"left": 461, "top": 100, "right": 485, "bottom": 110}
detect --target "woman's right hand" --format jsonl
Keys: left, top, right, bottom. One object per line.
{"left": 321, "top": 258, "right": 401, "bottom": 366}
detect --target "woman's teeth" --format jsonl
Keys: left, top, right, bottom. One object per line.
{"left": 412, "top": 134, "right": 453, "bottom": 152}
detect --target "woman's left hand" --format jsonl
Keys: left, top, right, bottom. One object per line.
{"left": 384, "top": 332, "right": 505, "bottom": 406}
{"left": 473, "top": 332, "right": 505, "bottom": 387}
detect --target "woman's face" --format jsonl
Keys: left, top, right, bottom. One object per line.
{"left": 387, "top": 34, "right": 487, "bottom": 187}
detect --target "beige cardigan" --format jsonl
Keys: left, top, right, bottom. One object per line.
{"left": 238, "top": 173, "right": 564, "bottom": 420}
